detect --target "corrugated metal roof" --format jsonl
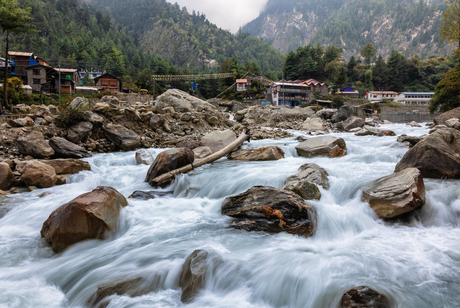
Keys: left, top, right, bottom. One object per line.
{"left": 401, "top": 92, "right": 434, "bottom": 95}
{"left": 236, "top": 79, "right": 248, "bottom": 83}
{"left": 369, "top": 91, "right": 399, "bottom": 94}
{"left": 55, "top": 68, "right": 77, "bottom": 73}
{"left": 8, "top": 51, "right": 33, "bottom": 57}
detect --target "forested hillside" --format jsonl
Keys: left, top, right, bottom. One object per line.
{"left": 2, "top": 0, "right": 178, "bottom": 81}
{"left": 83, "top": 0, "right": 285, "bottom": 73}
{"left": 242, "top": 0, "right": 455, "bottom": 59}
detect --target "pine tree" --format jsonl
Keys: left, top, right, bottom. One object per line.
{"left": 0, "top": 0, "right": 33, "bottom": 109}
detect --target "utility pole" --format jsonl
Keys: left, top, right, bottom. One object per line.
{"left": 58, "top": 59, "right": 61, "bottom": 108}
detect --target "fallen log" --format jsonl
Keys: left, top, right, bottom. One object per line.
{"left": 150, "top": 130, "right": 250, "bottom": 186}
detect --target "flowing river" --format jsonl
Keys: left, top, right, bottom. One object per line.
{"left": 1, "top": 123, "right": 460, "bottom": 308}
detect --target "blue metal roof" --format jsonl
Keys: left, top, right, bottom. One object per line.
{"left": 401, "top": 92, "right": 434, "bottom": 95}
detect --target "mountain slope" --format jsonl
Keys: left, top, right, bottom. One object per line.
{"left": 84, "top": 0, "right": 285, "bottom": 72}
{"left": 242, "top": 0, "right": 454, "bottom": 59}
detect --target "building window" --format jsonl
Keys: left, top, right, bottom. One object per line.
{"left": 33, "top": 69, "right": 40, "bottom": 76}
{"left": 33, "top": 79, "right": 40, "bottom": 85}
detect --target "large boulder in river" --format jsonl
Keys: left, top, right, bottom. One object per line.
{"left": 396, "top": 134, "right": 426, "bottom": 147}
{"left": 339, "top": 116, "right": 365, "bottom": 131}
{"left": 49, "top": 137, "right": 92, "bottom": 158}
{"left": 154, "top": 89, "right": 216, "bottom": 113}
{"left": 340, "top": 286, "right": 390, "bottom": 308}
{"left": 221, "top": 186, "right": 317, "bottom": 237}
{"left": 40, "top": 186, "right": 128, "bottom": 252}
{"left": 433, "top": 106, "right": 460, "bottom": 126}
{"left": 331, "top": 106, "right": 366, "bottom": 123}
{"left": 40, "top": 159, "right": 91, "bottom": 175}
{"left": 89, "top": 277, "right": 152, "bottom": 307}
{"left": 395, "top": 128, "right": 460, "bottom": 178}
{"left": 179, "top": 250, "right": 216, "bottom": 303}
{"left": 145, "top": 148, "right": 194, "bottom": 186}
{"left": 135, "top": 149, "right": 154, "bottom": 165}
{"left": 201, "top": 130, "right": 236, "bottom": 153}
{"left": 20, "top": 162, "right": 57, "bottom": 188}
{"left": 361, "top": 168, "right": 426, "bottom": 219}
{"left": 227, "top": 146, "right": 285, "bottom": 161}
{"left": 17, "top": 134, "right": 55, "bottom": 159}
{"left": 103, "top": 124, "right": 141, "bottom": 151}
{"left": 283, "top": 163, "right": 329, "bottom": 200}
{"left": 296, "top": 136, "right": 347, "bottom": 158}
{"left": 0, "top": 162, "right": 13, "bottom": 190}
{"left": 67, "top": 121, "right": 93, "bottom": 143}
{"left": 355, "top": 126, "right": 380, "bottom": 136}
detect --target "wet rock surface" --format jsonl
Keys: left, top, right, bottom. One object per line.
{"left": 296, "top": 136, "right": 347, "bottom": 158}
{"left": 283, "top": 163, "right": 329, "bottom": 200}
{"left": 227, "top": 145, "right": 285, "bottom": 161}
{"left": 180, "top": 250, "right": 212, "bottom": 303}
{"left": 221, "top": 186, "right": 317, "bottom": 237}
{"left": 20, "top": 162, "right": 57, "bottom": 188}
{"left": 395, "top": 128, "right": 460, "bottom": 178}
{"left": 128, "top": 190, "right": 173, "bottom": 200}
{"left": 145, "top": 148, "right": 194, "bottom": 186}
{"left": 361, "top": 168, "right": 426, "bottom": 219}
{"left": 340, "top": 286, "right": 391, "bottom": 308}
{"left": 40, "top": 186, "right": 128, "bottom": 252}
{"left": 135, "top": 149, "right": 154, "bottom": 165}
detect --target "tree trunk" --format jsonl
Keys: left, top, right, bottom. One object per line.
{"left": 150, "top": 130, "right": 250, "bottom": 186}
{"left": 3, "top": 31, "right": 9, "bottom": 110}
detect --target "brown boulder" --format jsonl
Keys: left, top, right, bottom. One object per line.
{"left": 395, "top": 128, "right": 460, "bottom": 178}
{"left": 227, "top": 146, "right": 285, "bottom": 161}
{"left": 296, "top": 136, "right": 347, "bottom": 158}
{"left": 340, "top": 286, "right": 390, "bottom": 308}
{"left": 176, "top": 141, "right": 201, "bottom": 150}
{"left": 0, "top": 162, "right": 13, "bottom": 190}
{"left": 193, "top": 146, "right": 213, "bottom": 159}
{"left": 21, "top": 162, "right": 57, "bottom": 188}
{"left": 145, "top": 148, "right": 194, "bottom": 186}
{"left": 8, "top": 116, "right": 34, "bottom": 127}
{"left": 361, "top": 168, "right": 426, "bottom": 219}
{"left": 40, "top": 159, "right": 91, "bottom": 175}
{"left": 17, "top": 134, "right": 55, "bottom": 159}
{"left": 221, "top": 186, "right": 317, "bottom": 237}
{"left": 40, "top": 186, "right": 128, "bottom": 252}
{"left": 376, "top": 130, "right": 396, "bottom": 136}
{"left": 180, "top": 250, "right": 211, "bottom": 303}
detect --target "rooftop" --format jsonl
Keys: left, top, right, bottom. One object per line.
{"left": 401, "top": 92, "right": 435, "bottom": 95}
{"left": 55, "top": 68, "right": 78, "bottom": 73}
{"left": 8, "top": 51, "right": 34, "bottom": 57}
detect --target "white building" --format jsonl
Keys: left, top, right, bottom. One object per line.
{"left": 396, "top": 92, "right": 434, "bottom": 105}
{"left": 367, "top": 91, "right": 399, "bottom": 102}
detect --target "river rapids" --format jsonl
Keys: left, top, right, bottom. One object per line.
{"left": 1, "top": 123, "right": 460, "bottom": 308}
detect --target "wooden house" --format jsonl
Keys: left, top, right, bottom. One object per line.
{"left": 8, "top": 51, "right": 51, "bottom": 81}
{"left": 94, "top": 73, "right": 121, "bottom": 94}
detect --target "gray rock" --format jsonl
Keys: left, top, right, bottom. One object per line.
{"left": 283, "top": 163, "right": 329, "bottom": 200}
{"left": 340, "top": 116, "right": 365, "bottom": 131}
{"left": 296, "top": 136, "right": 347, "bottom": 158}
{"left": 395, "top": 128, "right": 460, "bottom": 178}
{"left": 201, "top": 130, "right": 236, "bottom": 153}
{"left": 193, "top": 146, "right": 213, "bottom": 159}
{"left": 302, "top": 117, "right": 326, "bottom": 131}
{"left": 149, "top": 114, "right": 164, "bottom": 130}
{"left": 396, "top": 134, "right": 426, "bottom": 147}
{"left": 100, "top": 96, "right": 120, "bottom": 110}
{"left": 331, "top": 106, "right": 366, "bottom": 123}
{"left": 34, "top": 117, "right": 47, "bottom": 126}
{"left": 69, "top": 97, "right": 89, "bottom": 109}
{"left": 313, "top": 108, "right": 337, "bottom": 120}
{"left": 85, "top": 111, "right": 104, "bottom": 127}
{"left": 181, "top": 113, "right": 192, "bottom": 122}
{"left": 67, "top": 121, "right": 93, "bottom": 143}
{"left": 8, "top": 116, "right": 34, "bottom": 127}
{"left": 103, "top": 124, "right": 141, "bottom": 151}
{"left": 49, "top": 137, "right": 92, "bottom": 158}
{"left": 361, "top": 168, "right": 426, "bottom": 219}
{"left": 355, "top": 126, "right": 380, "bottom": 136}
{"left": 17, "top": 134, "right": 55, "bottom": 159}
{"left": 154, "top": 89, "right": 216, "bottom": 113}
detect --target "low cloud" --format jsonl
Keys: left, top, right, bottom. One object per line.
{"left": 166, "top": 0, "right": 268, "bottom": 33}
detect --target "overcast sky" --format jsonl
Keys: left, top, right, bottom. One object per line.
{"left": 166, "top": 0, "right": 269, "bottom": 33}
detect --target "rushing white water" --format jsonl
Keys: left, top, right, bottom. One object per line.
{"left": 1, "top": 123, "right": 460, "bottom": 308}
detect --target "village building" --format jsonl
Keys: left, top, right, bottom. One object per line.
{"left": 7, "top": 51, "right": 50, "bottom": 81}
{"left": 236, "top": 78, "right": 252, "bottom": 91}
{"left": 396, "top": 92, "right": 434, "bottom": 105}
{"left": 270, "top": 81, "right": 310, "bottom": 107}
{"left": 25, "top": 66, "right": 80, "bottom": 94}
{"left": 337, "top": 87, "right": 360, "bottom": 99}
{"left": 94, "top": 73, "right": 121, "bottom": 94}
{"left": 366, "top": 91, "right": 399, "bottom": 102}
{"left": 301, "top": 79, "right": 328, "bottom": 100}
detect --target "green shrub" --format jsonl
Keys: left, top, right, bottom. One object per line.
{"left": 57, "top": 104, "right": 89, "bottom": 128}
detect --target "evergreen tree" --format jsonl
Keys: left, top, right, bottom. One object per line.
{"left": 360, "top": 43, "right": 376, "bottom": 68}
{"left": 0, "top": 0, "right": 33, "bottom": 108}
{"left": 386, "top": 50, "right": 407, "bottom": 92}
{"left": 372, "top": 55, "right": 388, "bottom": 90}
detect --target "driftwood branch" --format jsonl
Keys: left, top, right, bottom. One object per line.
{"left": 151, "top": 129, "right": 250, "bottom": 186}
